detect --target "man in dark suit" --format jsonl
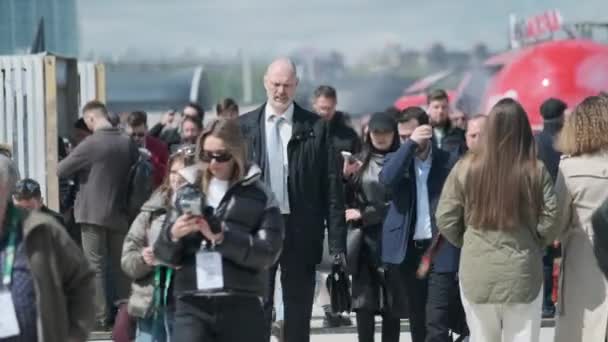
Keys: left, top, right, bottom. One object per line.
{"left": 380, "top": 107, "right": 460, "bottom": 342}
{"left": 239, "top": 58, "right": 347, "bottom": 342}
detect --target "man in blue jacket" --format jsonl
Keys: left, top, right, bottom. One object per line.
{"left": 380, "top": 107, "right": 460, "bottom": 342}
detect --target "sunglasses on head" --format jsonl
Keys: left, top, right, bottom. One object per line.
{"left": 200, "top": 150, "right": 232, "bottom": 163}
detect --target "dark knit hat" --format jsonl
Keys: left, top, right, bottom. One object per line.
{"left": 540, "top": 98, "right": 567, "bottom": 120}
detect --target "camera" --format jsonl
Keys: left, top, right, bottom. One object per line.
{"left": 174, "top": 184, "right": 223, "bottom": 234}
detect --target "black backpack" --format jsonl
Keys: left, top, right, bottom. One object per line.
{"left": 126, "top": 148, "right": 155, "bottom": 222}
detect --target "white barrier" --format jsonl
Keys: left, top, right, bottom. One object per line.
{"left": 0, "top": 55, "right": 48, "bottom": 200}
{"left": 0, "top": 54, "right": 105, "bottom": 209}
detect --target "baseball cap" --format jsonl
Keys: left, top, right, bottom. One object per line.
{"left": 368, "top": 112, "right": 397, "bottom": 132}
{"left": 14, "top": 178, "right": 42, "bottom": 200}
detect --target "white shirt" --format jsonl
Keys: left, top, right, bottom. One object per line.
{"left": 207, "top": 177, "right": 229, "bottom": 209}
{"left": 413, "top": 154, "right": 433, "bottom": 240}
{"left": 265, "top": 102, "right": 294, "bottom": 165}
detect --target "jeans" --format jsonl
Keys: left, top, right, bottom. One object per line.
{"left": 136, "top": 310, "right": 174, "bottom": 342}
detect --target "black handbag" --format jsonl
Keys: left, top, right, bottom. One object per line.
{"left": 326, "top": 263, "right": 352, "bottom": 313}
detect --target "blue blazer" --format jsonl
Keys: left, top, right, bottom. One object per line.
{"left": 379, "top": 140, "right": 460, "bottom": 272}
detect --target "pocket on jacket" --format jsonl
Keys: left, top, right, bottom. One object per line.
{"left": 128, "top": 284, "right": 154, "bottom": 319}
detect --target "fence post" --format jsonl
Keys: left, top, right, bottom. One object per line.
{"left": 44, "top": 56, "right": 59, "bottom": 212}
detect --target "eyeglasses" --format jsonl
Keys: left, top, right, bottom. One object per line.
{"left": 200, "top": 150, "right": 232, "bottom": 163}
{"left": 130, "top": 132, "right": 146, "bottom": 138}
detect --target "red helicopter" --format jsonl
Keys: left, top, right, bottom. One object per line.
{"left": 394, "top": 11, "right": 608, "bottom": 129}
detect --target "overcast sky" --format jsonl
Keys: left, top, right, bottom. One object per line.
{"left": 79, "top": 0, "right": 608, "bottom": 59}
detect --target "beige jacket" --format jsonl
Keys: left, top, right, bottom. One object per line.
{"left": 436, "top": 156, "right": 558, "bottom": 304}
{"left": 121, "top": 192, "right": 169, "bottom": 318}
{"left": 554, "top": 151, "right": 608, "bottom": 342}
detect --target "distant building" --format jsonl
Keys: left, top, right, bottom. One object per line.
{"left": 0, "top": 0, "right": 79, "bottom": 56}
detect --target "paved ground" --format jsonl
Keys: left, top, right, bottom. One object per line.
{"left": 93, "top": 328, "right": 555, "bottom": 342}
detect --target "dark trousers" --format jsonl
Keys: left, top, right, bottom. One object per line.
{"left": 264, "top": 215, "right": 318, "bottom": 342}
{"left": 426, "top": 270, "right": 467, "bottom": 342}
{"left": 403, "top": 239, "right": 430, "bottom": 342}
{"left": 264, "top": 258, "right": 317, "bottom": 342}
{"left": 356, "top": 310, "right": 400, "bottom": 342}
{"left": 543, "top": 247, "right": 556, "bottom": 309}
{"left": 172, "top": 295, "right": 265, "bottom": 342}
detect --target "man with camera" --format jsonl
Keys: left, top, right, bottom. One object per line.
{"left": 239, "top": 58, "right": 347, "bottom": 342}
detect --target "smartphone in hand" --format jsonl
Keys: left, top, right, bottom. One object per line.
{"left": 341, "top": 151, "right": 358, "bottom": 164}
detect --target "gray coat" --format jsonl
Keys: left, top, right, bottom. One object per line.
{"left": 58, "top": 127, "right": 137, "bottom": 230}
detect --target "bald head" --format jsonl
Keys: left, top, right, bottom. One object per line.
{"left": 264, "top": 58, "right": 299, "bottom": 113}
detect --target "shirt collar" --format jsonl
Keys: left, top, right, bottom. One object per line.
{"left": 266, "top": 102, "right": 294, "bottom": 124}
{"left": 415, "top": 149, "right": 432, "bottom": 167}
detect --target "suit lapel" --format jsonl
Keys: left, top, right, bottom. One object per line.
{"left": 290, "top": 103, "right": 311, "bottom": 141}
{"left": 254, "top": 105, "right": 268, "bottom": 180}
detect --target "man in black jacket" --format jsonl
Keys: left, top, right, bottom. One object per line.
{"left": 312, "top": 85, "right": 361, "bottom": 156}
{"left": 239, "top": 58, "right": 347, "bottom": 342}
{"left": 312, "top": 85, "right": 361, "bottom": 327}
{"left": 535, "top": 97, "right": 567, "bottom": 318}
{"left": 427, "top": 89, "right": 466, "bottom": 155}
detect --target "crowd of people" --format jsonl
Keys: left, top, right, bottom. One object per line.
{"left": 0, "top": 56, "right": 608, "bottom": 342}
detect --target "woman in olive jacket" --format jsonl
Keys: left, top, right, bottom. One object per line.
{"left": 436, "top": 99, "right": 558, "bottom": 342}
{"left": 154, "top": 118, "right": 284, "bottom": 342}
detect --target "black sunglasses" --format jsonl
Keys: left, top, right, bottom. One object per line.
{"left": 200, "top": 150, "right": 232, "bottom": 163}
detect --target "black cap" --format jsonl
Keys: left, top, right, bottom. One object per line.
{"left": 540, "top": 98, "right": 567, "bottom": 120}
{"left": 14, "top": 178, "right": 41, "bottom": 200}
{"left": 368, "top": 112, "right": 397, "bottom": 132}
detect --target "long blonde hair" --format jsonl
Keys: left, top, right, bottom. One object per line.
{"left": 196, "top": 118, "right": 248, "bottom": 192}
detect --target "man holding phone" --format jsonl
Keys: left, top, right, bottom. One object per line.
{"left": 381, "top": 106, "right": 460, "bottom": 342}
{"left": 311, "top": 85, "right": 361, "bottom": 328}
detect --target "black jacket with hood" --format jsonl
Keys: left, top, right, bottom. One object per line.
{"left": 154, "top": 164, "right": 284, "bottom": 298}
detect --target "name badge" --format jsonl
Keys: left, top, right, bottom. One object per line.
{"left": 0, "top": 291, "right": 20, "bottom": 338}
{"left": 196, "top": 249, "right": 224, "bottom": 291}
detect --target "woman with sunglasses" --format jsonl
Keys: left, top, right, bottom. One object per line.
{"left": 121, "top": 151, "right": 190, "bottom": 342}
{"left": 154, "top": 118, "right": 284, "bottom": 342}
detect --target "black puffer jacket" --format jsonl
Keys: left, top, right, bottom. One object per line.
{"left": 154, "top": 164, "right": 284, "bottom": 297}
